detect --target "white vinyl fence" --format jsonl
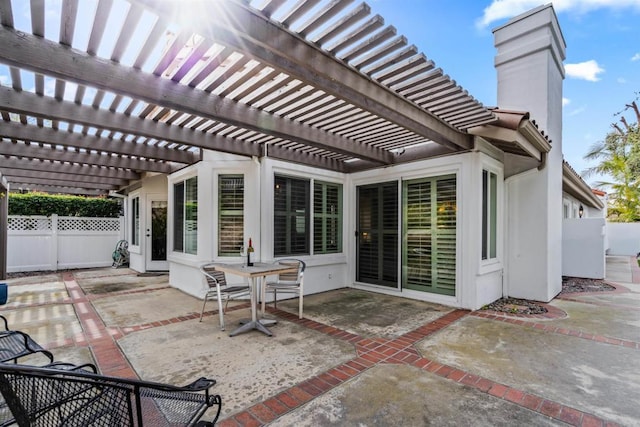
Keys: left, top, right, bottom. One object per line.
{"left": 606, "top": 222, "right": 640, "bottom": 256}
{"left": 7, "top": 215, "right": 125, "bottom": 272}
{"left": 562, "top": 218, "right": 606, "bottom": 279}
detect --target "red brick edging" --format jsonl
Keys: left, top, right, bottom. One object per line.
{"left": 55, "top": 273, "right": 622, "bottom": 427}
{"left": 219, "top": 307, "right": 618, "bottom": 427}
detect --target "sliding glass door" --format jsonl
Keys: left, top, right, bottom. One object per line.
{"left": 402, "top": 175, "right": 456, "bottom": 296}
{"left": 356, "top": 182, "right": 398, "bottom": 288}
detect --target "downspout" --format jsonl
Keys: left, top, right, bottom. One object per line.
{"left": 537, "top": 151, "right": 547, "bottom": 171}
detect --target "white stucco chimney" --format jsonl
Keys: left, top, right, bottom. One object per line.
{"left": 493, "top": 4, "right": 567, "bottom": 301}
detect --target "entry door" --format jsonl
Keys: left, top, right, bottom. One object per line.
{"left": 146, "top": 197, "right": 168, "bottom": 271}
{"left": 356, "top": 182, "right": 398, "bottom": 288}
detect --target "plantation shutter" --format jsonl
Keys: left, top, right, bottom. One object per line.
{"left": 403, "top": 175, "right": 456, "bottom": 296}
{"left": 218, "top": 175, "right": 244, "bottom": 256}
{"left": 313, "top": 182, "right": 342, "bottom": 254}
{"left": 356, "top": 182, "right": 398, "bottom": 287}
{"left": 434, "top": 177, "right": 456, "bottom": 294}
{"left": 274, "top": 176, "right": 309, "bottom": 256}
{"left": 173, "top": 182, "right": 184, "bottom": 252}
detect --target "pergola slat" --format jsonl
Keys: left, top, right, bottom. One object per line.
{"left": 280, "top": 0, "right": 322, "bottom": 28}
{"left": 312, "top": 2, "right": 369, "bottom": 45}
{"left": 351, "top": 35, "right": 407, "bottom": 69}
{"left": 0, "top": 140, "right": 175, "bottom": 173}
{"left": 59, "top": 0, "right": 78, "bottom": 46}
{"left": 111, "top": 4, "right": 144, "bottom": 61}
{"left": 3, "top": 172, "right": 123, "bottom": 190}
{"left": 296, "top": 0, "right": 353, "bottom": 37}
{"left": 87, "top": 0, "right": 114, "bottom": 55}
{"left": 0, "top": 0, "right": 13, "bottom": 27}
{"left": 0, "top": 161, "right": 136, "bottom": 182}
{"left": 30, "top": 0, "right": 45, "bottom": 37}
{"left": 326, "top": 15, "right": 384, "bottom": 54}
{"left": 338, "top": 25, "right": 396, "bottom": 62}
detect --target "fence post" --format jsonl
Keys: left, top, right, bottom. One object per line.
{"left": 51, "top": 214, "right": 58, "bottom": 271}
{"left": 119, "top": 216, "right": 126, "bottom": 240}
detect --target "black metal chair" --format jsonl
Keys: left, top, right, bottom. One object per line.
{"left": 199, "top": 263, "right": 251, "bottom": 331}
{"left": 0, "top": 363, "right": 221, "bottom": 426}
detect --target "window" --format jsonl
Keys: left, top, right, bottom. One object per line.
{"left": 218, "top": 175, "right": 244, "bottom": 256}
{"left": 403, "top": 175, "right": 457, "bottom": 296}
{"left": 173, "top": 176, "right": 197, "bottom": 254}
{"left": 314, "top": 181, "right": 342, "bottom": 254}
{"left": 482, "top": 170, "right": 497, "bottom": 260}
{"left": 274, "top": 175, "right": 310, "bottom": 256}
{"left": 131, "top": 196, "right": 140, "bottom": 246}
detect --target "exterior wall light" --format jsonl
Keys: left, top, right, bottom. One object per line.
{"left": 578, "top": 204, "right": 584, "bottom": 218}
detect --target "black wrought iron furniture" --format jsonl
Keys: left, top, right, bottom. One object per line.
{"left": 0, "top": 315, "right": 53, "bottom": 364}
{"left": 0, "top": 363, "right": 222, "bottom": 426}
{"left": 199, "top": 263, "right": 251, "bottom": 331}
{"left": 261, "top": 259, "right": 306, "bottom": 319}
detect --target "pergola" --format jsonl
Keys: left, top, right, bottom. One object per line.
{"left": 0, "top": 0, "right": 499, "bottom": 196}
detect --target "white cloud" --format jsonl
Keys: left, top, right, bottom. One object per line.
{"left": 562, "top": 97, "right": 571, "bottom": 106}
{"left": 617, "top": 77, "right": 627, "bottom": 84}
{"left": 632, "top": 53, "right": 640, "bottom": 61}
{"left": 565, "top": 60, "right": 604, "bottom": 81}
{"left": 569, "top": 105, "right": 587, "bottom": 116}
{"left": 0, "top": 75, "right": 8, "bottom": 86}
{"left": 477, "top": 0, "right": 640, "bottom": 29}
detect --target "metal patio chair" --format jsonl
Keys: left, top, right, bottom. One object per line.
{"left": 262, "top": 259, "right": 305, "bottom": 319}
{"left": 199, "top": 264, "right": 251, "bottom": 331}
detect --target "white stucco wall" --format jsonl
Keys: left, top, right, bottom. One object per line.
{"left": 606, "top": 222, "right": 640, "bottom": 256}
{"left": 495, "top": 5, "right": 566, "bottom": 302}
{"left": 160, "top": 146, "right": 505, "bottom": 310}
{"left": 562, "top": 218, "right": 606, "bottom": 279}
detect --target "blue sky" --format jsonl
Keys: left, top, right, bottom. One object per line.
{"left": 368, "top": 0, "right": 640, "bottom": 185}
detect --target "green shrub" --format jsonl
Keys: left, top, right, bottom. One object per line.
{"left": 8, "top": 193, "right": 121, "bottom": 217}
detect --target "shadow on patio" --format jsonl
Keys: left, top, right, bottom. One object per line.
{"left": 2, "top": 257, "right": 639, "bottom": 426}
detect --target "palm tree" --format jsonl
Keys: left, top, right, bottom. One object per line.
{"left": 583, "top": 101, "right": 640, "bottom": 222}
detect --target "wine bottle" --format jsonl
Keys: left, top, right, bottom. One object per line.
{"left": 247, "top": 237, "right": 254, "bottom": 266}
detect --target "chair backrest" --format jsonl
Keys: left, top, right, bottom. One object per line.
{"left": 277, "top": 259, "right": 305, "bottom": 284}
{"left": 201, "top": 265, "right": 228, "bottom": 289}
{"left": 0, "top": 364, "right": 136, "bottom": 426}
{"left": 0, "top": 363, "right": 219, "bottom": 427}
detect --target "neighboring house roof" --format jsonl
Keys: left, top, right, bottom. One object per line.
{"left": 562, "top": 161, "right": 604, "bottom": 209}
{"left": 0, "top": 0, "right": 498, "bottom": 195}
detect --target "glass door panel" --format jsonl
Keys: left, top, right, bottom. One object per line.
{"left": 356, "top": 182, "right": 398, "bottom": 288}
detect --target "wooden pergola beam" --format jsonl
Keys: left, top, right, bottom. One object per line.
{"left": 133, "top": 0, "right": 472, "bottom": 152}
{"left": 2, "top": 170, "right": 126, "bottom": 189}
{"left": 7, "top": 181, "right": 108, "bottom": 196}
{"left": 0, "top": 26, "right": 393, "bottom": 165}
{"left": 0, "top": 87, "right": 232, "bottom": 162}
{"left": 4, "top": 174, "right": 119, "bottom": 194}
{"left": 0, "top": 140, "right": 175, "bottom": 174}
{"left": 0, "top": 158, "right": 139, "bottom": 181}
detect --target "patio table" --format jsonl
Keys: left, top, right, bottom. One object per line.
{"left": 213, "top": 262, "right": 297, "bottom": 337}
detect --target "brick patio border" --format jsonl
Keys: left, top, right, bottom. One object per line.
{"left": 53, "top": 272, "right": 623, "bottom": 427}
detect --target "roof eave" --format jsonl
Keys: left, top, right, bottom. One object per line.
{"left": 562, "top": 162, "right": 605, "bottom": 209}
{"left": 467, "top": 116, "right": 550, "bottom": 160}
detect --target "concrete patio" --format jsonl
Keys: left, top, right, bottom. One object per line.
{"left": 1, "top": 256, "right": 639, "bottom": 426}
